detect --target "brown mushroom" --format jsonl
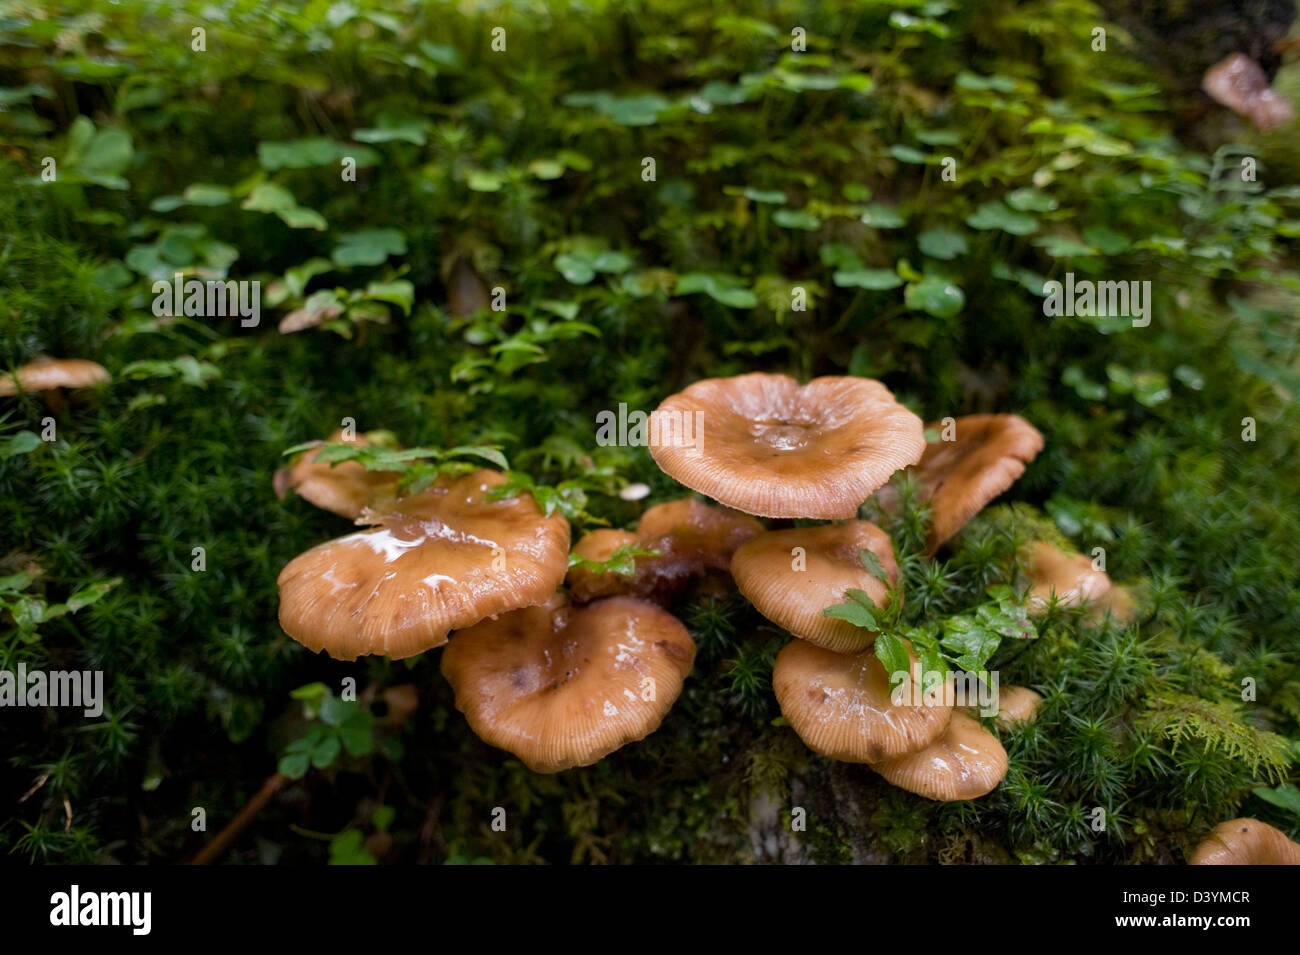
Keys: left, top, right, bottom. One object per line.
{"left": 1202, "top": 53, "right": 1295, "bottom": 133}
{"left": 277, "top": 469, "right": 570, "bottom": 660}
{"left": 565, "top": 528, "right": 643, "bottom": 601}
{"left": 440, "top": 595, "right": 696, "bottom": 772}
{"left": 648, "top": 373, "right": 925, "bottom": 519}
{"left": 773, "top": 638, "right": 952, "bottom": 763}
{"left": 872, "top": 710, "right": 1008, "bottom": 801}
{"left": 1189, "top": 818, "right": 1300, "bottom": 865}
{"left": 994, "top": 685, "right": 1042, "bottom": 727}
{"left": 731, "top": 521, "right": 900, "bottom": 653}
{"left": 274, "top": 429, "right": 400, "bottom": 520}
{"left": 566, "top": 497, "right": 762, "bottom": 603}
{"left": 0, "top": 358, "right": 110, "bottom": 396}
{"left": 878, "top": 414, "right": 1043, "bottom": 552}
{"left": 1022, "top": 540, "right": 1111, "bottom": 614}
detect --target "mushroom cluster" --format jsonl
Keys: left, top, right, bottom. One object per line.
{"left": 643, "top": 382, "right": 1047, "bottom": 802}
{"left": 271, "top": 380, "right": 1116, "bottom": 800}
{"left": 274, "top": 439, "right": 707, "bottom": 772}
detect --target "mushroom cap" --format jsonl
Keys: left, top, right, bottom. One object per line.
{"left": 274, "top": 430, "right": 400, "bottom": 520}
{"left": 1023, "top": 540, "right": 1111, "bottom": 613}
{"left": 872, "top": 710, "right": 1008, "bottom": 801}
{"left": 277, "top": 469, "right": 570, "bottom": 660}
{"left": 1202, "top": 53, "right": 1295, "bottom": 132}
{"left": 1189, "top": 818, "right": 1300, "bottom": 865}
{"left": 566, "top": 528, "right": 643, "bottom": 601}
{"left": 566, "top": 498, "right": 762, "bottom": 603}
{"left": 994, "top": 685, "right": 1043, "bottom": 727}
{"left": 440, "top": 595, "right": 696, "bottom": 773}
{"left": 909, "top": 414, "right": 1044, "bottom": 551}
{"left": 635, "top": 497, "right": 763, "bottom": 563}
{"left": 0, "top": 358, "right": 110, "bottom": 396}
{"left": 648, "top": 373, "right": 925, "bottom": 519}
{"left": 731, "top": 521, "right": 900, "bottom": 653}
{"left": 773, "top": 639, "right": 952, "bottom": 763}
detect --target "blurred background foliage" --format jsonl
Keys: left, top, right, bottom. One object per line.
{"left": 1, "top": 0, "right": 1299, "bottom": 863}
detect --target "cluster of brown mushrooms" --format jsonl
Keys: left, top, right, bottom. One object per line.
{"left": 273, "top": 373, "right": 1135, "bottom": 794}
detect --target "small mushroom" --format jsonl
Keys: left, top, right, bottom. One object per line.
{"left": 1189, "top": 818, "right": 1300, "bottom": 865}
{"left": 274, "top": 429, "right": 400, "bottom": 520}
{"left": 1202, "top": 53, "right": 1295, "bottom": 132}
{"left": 648, "top": 373, "right": 925, "bottom": 519}
{"left": 880, "top": 414, "right": 1043, "bottom": 552}
{"left": 871, "top": 710, "right": 1008, "bottom": 801}
{"left": 1022, "top": 540, "right": 1111, "bottom": 614}
{"left": 772, "top": 638, "right": 952, "bottom": 763}
{"left": 994, "top": 685, "right": 1042, "bottom": 727}
{"left": 277, "top": 469, "right": 570, "bottom": 660}
{"left": 731, "top": 521, "right": 900, "bottom": 653}
{"left": 566, "top": 528, "right": 643, "bottom": 601}
{"left": 0, "top": 358, "right": 110, "bottom": 397}
{"left": 440, "top": 595, "right": 696, "bottom": 772}
{"left": 566, "top": 498, "right": 761, "bottom": 603}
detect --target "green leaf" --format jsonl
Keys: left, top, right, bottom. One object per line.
{"left": 311, "top": 734, "right": 342, "bottom": 769}
{"left": 364, "top": 280, "right": 414, "bottom": 314}
{"left": 772, "top": 208, "right": 821, "bottom": 230}
{"left": 966, "top": 200, "right": 1038, "bottom": 235}
{"left": 917, "top": 228, "right": 968, "bottom": 260}
{"left": 905, "top": 276, "right": 965, "bottom": 318}
{"left": 858, "top": 549, "right": 890, "bottom": 582}
{"left": 65, "top": 578, "right": 121, "bottom": 613}
{"left": 353, "top": 114, "right": 430, "bottom": 145}
{"left": 674, "top": 272, "right": 757, "bottom": 308}
{"left": 874, "top": 632, "right": 912, "bottom": 688}
{"left": 860, "top": 204, "right": 906, "bottom": 228}
{"left": 258, "top": 137, "right": 379, "bottom": 170}
{"left": 241, "top": 183, "right": 297, "bottom": 213}
{"left": 834, "top": 268, "right": 902, "bottom": 290}
{"left": 1006, "top": 188, "right": 1058, "bottom": 212}
{"left": 276, "top": 207, "right": 328, "bottom": 231}
{"left": 1253, "top": 782, "right": 1300, "bottom": 818}
{"left": 821, "top": 601, "right": 878, "bottom": 629}
{"left": 889, "top": 144, "right": 929, "bottom": 164}
{"left": 278, "top": 752, "right": 310, "bottom": 780}
{"left": 332, "top": 229, "right": 407, "bottom": 268}
{"left": 0, "top": 431, "right": 42, "bottom": 459}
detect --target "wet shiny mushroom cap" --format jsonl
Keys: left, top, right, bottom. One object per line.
{"left": 1023, "top": 540, "right": 1111, "bottom": 614}
{"left": 903, "top": 414, "right": 1044, "bottom": 551}
{"left": 277, "top": 469, "right": 570, "bottom": 660}
{"left": 1189, "top": 818, "right": 1300, "bottom": 865}
{"left": 440, "top": 595, "right": 696, "bottom": 773}
{"left": 994, "top": 685, "right": 1042, "bottom": 727}
{"left": 731, "top": 521, "right": 900, "bottom": 653}
{"left": 274, "top": 430, "right": 400, "bottom": 520}
{"left": 566, "top": 498, "right": 762, "bottom": 603}
{"left": 872, "top": 710, "right": 1008, "bottom": 801}
{"left": 773, "top": 639, "right": 952, "bottom": 763}
{"left": 648, "top": 373, "right": 925, "bottom": 519}
{"left": 0, "top": 358, "right": 110, "bottom": 396}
